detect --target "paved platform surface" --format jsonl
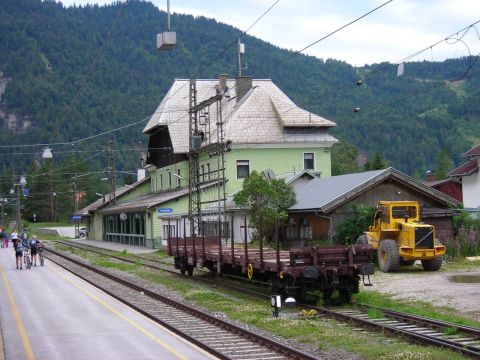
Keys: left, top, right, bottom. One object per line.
{"left": 0, "top": 247, "right": 215, "bottom": 360}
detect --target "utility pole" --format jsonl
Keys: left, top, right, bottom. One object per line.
{"left": 237, "top": 38, "right": 245, "bottom": 76}
{"left": 108, "top": 140, "right": 116, "bottom": 205}
{"left": 50, "top": 173, "right": 53, "bottom": 221}
{"left": 0, "top": 198, "right": 4, "bottom": 227}
{"left": 14, "top": 176, "right": 26, "bottom": 230}
{"left": 188, "top": 79, "right": 228, "bottom": 267}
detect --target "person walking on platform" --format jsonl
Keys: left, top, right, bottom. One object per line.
{"left": 0, "top": 228, "right": 6, "bottom": 248}
{"left": 3, "top": 229, "right": 9, "bottom": 248}
{"left": 30, "top": 235, "right": 39, "bottom": 267}
{"left": 13, "top": 237, "right": 24, "bottom": 270}
{"left": 21, "top": 228, "right": 29, "bottom": 245}
{"left": 10, "top": 230, "right": 18, "bottom": 246}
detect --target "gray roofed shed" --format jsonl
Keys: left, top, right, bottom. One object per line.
{"left": 287, "top": 167, "right": 460, "bottom": 244}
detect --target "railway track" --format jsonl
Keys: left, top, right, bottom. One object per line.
{"left": 307, "top": 305, "right": 480, "bottom": 358}
{"left": 44, "top": 246, "right": 318, "bottom": 360}
{"left": 53, "top": 240, "right": 480, "bottom": 357}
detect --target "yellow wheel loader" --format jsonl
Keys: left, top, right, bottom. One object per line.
{"left": 357, "top": 201, "right": 445, "bottom": 272}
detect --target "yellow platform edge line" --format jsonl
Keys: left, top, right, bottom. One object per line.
{"left": 0, "top": 265, "right": 36, "bottom": 360}
{"left": 50, "top": 266, "right": 190, "bottom": 360}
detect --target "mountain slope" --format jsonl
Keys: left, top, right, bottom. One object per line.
{"left": 1, "top": 0, "right": 479, "bottom": 179}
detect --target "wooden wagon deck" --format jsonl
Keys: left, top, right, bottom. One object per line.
{"left": 168, "top": 236, "right": 372, "bottom": 276}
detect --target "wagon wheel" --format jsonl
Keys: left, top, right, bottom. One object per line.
{"left": 247, "top": 263, "right": 254, "bottom": 279}
{"left": 377, "top": 239, "right": 400, "bottom": 272}
{"left": 187, "top": 265, "right": 194, "bottom": 276}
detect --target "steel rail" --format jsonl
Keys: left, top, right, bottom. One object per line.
{"left": 360, "top": 304, "right": 480, "bottom": 336}
{"left": 307, "top": 306, "right": 480, "bottom": 358}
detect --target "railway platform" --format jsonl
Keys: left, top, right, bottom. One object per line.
{"left": 0, "top": 246, "right": 216, "bottom": 360}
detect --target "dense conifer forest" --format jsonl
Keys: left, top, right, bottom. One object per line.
{"left": 1, "top": 0, "right": 479, "bottom": 199}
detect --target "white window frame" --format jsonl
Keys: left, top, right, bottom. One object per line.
{"left": 236, "top": 160, "right": 250, "bottom": 179}
{"left": 303, "top": 152, "right": 315, "bottom": 170}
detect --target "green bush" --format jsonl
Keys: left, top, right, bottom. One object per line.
{"left": 336, "top": 205, "right": 376, "bottom": 245}
{"left": 451, "top": 209, "right": 480, "bottom": 257}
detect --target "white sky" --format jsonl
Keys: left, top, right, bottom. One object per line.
{"left": 59, "top": 0, "right": 480, "bottom": 66}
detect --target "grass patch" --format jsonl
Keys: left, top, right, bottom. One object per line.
{"left": 367, "top": 308, "right": 385, "bottom": 319}
{"left": 443, "top": 327, "right": 459, "bottom": 336}
{"left": 441, "top": 257, "right": 480, "bottom": 271}
{"left": 91, "top": 258, "right": 140, "bottom": 271}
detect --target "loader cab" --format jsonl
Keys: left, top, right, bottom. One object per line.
{"left": 378, "top": 201, "right": 420, "bottom": 229}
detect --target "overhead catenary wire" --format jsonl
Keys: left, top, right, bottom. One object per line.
{"left": 279, "top": 0, "right": 394, "bottom": 65}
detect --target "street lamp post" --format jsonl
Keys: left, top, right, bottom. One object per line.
{"left": 14, "top": 176, "right": 26, "bottom": 231}
{"left": 0, "top": 198, "right": 8, "bottom": 227}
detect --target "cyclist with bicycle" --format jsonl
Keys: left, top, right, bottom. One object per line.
{"left": 30, "top": 235, "right": 40, "bottom": 267}
{"left": 13, "top": 237, "right": 24, "bottom": 270}
{"left": 21, "top": 230, "right": 31, "bottom": 269}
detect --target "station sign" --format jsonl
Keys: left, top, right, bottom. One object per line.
{"left": 72, "top": 215, "right": 82, "bottom": 221}
{"left": 158, "top": 208, "right": 173, "bottom": 213}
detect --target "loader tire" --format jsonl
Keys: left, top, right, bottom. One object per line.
{"left": 421, "top": 256, "right": 443, "bottom": 271}
{"left": 378, "top": 239, "right": 400, "bottom": 272}
{"left": 356, "top": 234, "right": 369, "bottom": 245}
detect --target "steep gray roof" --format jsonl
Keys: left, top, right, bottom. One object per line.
{"left": 143, "top": 79, "right": 338, "bottom": 154}
{"left": 97, "top": 187, "right": 188, "bottom": 214}
{"left": 75, "top": 177, "right": 149, "bottom": 216}
{"left": 289, "top": 167, "right": 461, "bottom": 213}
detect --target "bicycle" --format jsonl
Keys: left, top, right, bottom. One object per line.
{"left": 23, "top": 248, "right": 32, "bottom": 270}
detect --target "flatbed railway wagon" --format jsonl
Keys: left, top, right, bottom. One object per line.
{"left": 167, "top": 235, "right": 375, "bottom": 302}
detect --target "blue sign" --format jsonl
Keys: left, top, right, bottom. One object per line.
{"left": 72, "top": 215, "right": 82, "bottom": 221}
{"left": 23, "top": 188, "right": 29, "bottom": 196}
{"left": 158, "top": 208, "right": 173, "bottom": 213}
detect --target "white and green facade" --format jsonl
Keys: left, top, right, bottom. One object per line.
{"left": 79, "top": 77, "right": 338, "bottom": 248}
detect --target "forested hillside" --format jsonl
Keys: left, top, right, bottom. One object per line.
{"left": 1, "top": 0, "right": 480, "bottom": 182}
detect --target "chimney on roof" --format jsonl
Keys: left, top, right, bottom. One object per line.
{"left": 235, "top": 76, "right": 252, "bottom": 103}
{"left": 426, "top": 170, "right": 435, "bottom": 182}
{"left": 218, "top": 74, "right": 227, "bottom": 93}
